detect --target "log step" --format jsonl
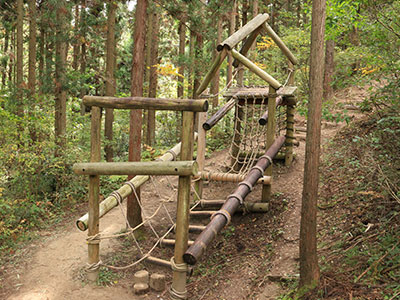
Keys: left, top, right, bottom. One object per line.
{"left": 191, "top": 202, "right": 269, "bottom": 213}
{"left": 160, "top": 238, "right": 194, "bottom": 247}
{"left": 173, "top": 224, "right": 206, "bottom": 233}
{"left": 144, "top": 256, "right": 193, "bottom": 276}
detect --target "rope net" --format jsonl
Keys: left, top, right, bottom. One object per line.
{"left": 212, "top": 87, "right": 286, "bottom": 176}
{"left": 86, "top": 175, "right": 201, "bottom": 272}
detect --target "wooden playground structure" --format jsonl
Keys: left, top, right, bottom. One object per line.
{"left": 73, "top": 13, "right": 298, "bottom": 299}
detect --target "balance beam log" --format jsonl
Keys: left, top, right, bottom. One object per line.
{"left": 73, "top": 161, "right": 198, "bottom": 176}
{"left": 83, "top": 96, "right": 208, "bottom": 112}
{"left": 183, "top": 136, "right": 285, "bottom": 265}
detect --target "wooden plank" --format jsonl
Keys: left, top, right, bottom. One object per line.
{"left": 83, "top": 96, "right": 209, "bottom": 112}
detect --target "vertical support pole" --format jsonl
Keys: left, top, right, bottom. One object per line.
{"left": 87, "top": 106, "right": 101, "bottom": 282}
{"left": 262, "top": 86, "right": 276, "bottom": 202}
{"left": 171, "top": 111, "right": 194, "bottom": 300}
{"left": 285, "top": 61, "right": 296, "bottom": 166}
{"left": 194, "top": 111, "right": 206, "bottom": 201}
{"left": 231, "top": 103, "right": 243, "bottom": 171}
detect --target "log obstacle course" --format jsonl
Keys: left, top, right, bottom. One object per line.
{"left": 74, "top": 13, "right": 298, "bottom": 299}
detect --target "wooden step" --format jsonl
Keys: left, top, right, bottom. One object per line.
{"left": 160, "top": 238, "right": 194, "bottom": 247}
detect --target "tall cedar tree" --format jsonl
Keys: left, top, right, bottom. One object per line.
{"left": 127, "top": 0, "right": 148, "bottom": 228}
{"left": 299, "top": 0, "right": 326, "bottom": 290}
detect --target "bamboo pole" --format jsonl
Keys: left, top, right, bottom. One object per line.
{"left": 171, "top": 111, "right": 194, "bottom": 299}
{"left": 83, "top": 96, "right": 208, "bottom": 112}
{"left": 75, "top": 137, "right": 195, "bottom": 231}
{"left": 262, "top": 23, "right": 298, "bottom": 65}
{"left": 262, "top": 86, "right": 277, "bottom": 202}
{"left": 87, "top": 106, "right": 101, "bottom": 282}
{"left": 195, "top": 48, "right": 227, "bottom": 97}
{"left": 231, "top": 49, "right": 281, "bottom": 89}
{"left": 197, "top": 171, "right": 271, "bottom": 185}
{"left": 203, "top": 98, "right": 236, "bottom": 131}
{"left": 73, "top": 161, "right": 198, "bottom": 176}
{"left": 194, "top": 111, "right": 206, "bottom": 201}
{"left": 217, "top": 13, "right": 269, "bottom": 51}
{"left": 183, "top": 136, "right": 285, "bottom": 265}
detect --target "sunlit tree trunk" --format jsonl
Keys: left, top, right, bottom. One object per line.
{"left": 323, "top": 39, "right": 334, "bottom": 101}
{"left": 16, "top": 0, "right": 24, "bottom": 116}
{"left": 227, "top": 0, "right": 237, "bottom": 88}
{"left": 72, "top": 2, "right": 80, "bottom": 71}
{"left": 299, "top": 0, "right": 326, "bottom": 291}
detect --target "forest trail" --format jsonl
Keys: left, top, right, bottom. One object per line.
{"left": 2, "top": 86, "right": 367, "bottom": 300}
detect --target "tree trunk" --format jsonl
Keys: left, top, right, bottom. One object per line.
{"left": 250, "top": 0, "right": 259, "bottom": 51}
{"left": 80, "top": 0, "right": 87, "bottom": 115}
{"left": 323, "top": 39, "right": 334, "bottom": 101}
{"left": 227, "top": 0, "right": 237, "bottom": 88}
{"left": 2, "top": 26, "right": 9, "bottom": 88}
{"left": 188, "top": 29, "right": 195, "bottom": 97}
{"left": 299, "top": 0, "right": 326, "bottom": 291}
{"left": 72, "top": 3, "right": 80, "bottom": 71}
{"left": 146, "top": 10, "right": 160, "bottom": 147}
{"left": 174, "top": 19, "right": 185, "bottom": 140}
{"left": 127, "top": 0, "right": 148, "bottom": 229}
{"left": 16, "top": 0, "right": 24, "bottom": 115}
{"left": 210, "top": 17, "right": 222, "bottom": 107}
{"left": 54, "top": 1, "right": 68, "bottom": 154}
{"left": 104, "top": 1, "right": 117, "bottom": 162}
{"left": 28, "top": 0, "right": 37, "bottom": 94}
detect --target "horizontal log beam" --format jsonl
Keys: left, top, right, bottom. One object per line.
{"left": 75, "top": 136, "right": 196, "bottom": 231}
{"left": 83, "top": 96, "right": 208, "bottom": 112}
{"left": 144, "top": 256, "right": 193, "bottom": 276}
{"left": 73, "top": 161, "right": 198, "bottom": 176}
{"left": 160, "top": 239, "right": 194, "bottom": 247}
{"left": 217, "top": 13, "right": 269, "bottom": 51}
{"left": 197, "top": 171, "right": 271, "bottom": 185}
{"left": 193, "top": 200, "right": 269, "bottom": 212}
{"left": 203, "top": 98, "right": 236, "bottom": 131}
{"left": 184, "top": 136, "right": 286, "bottom": 265}
{"left": 262, "top": 23, "right": 298, "bottom": 65}
{"left": 231, "top": 49, "right": 281, "bottom": 89}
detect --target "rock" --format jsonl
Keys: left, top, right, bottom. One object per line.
{"left": 149, "top": 273, "right": 166, "bottom": 292}
{"left": 133, "top": 283, "right": 149, "bottom": 295}
{"left": 133, "top": 270, "right": 149, "bottom": 285}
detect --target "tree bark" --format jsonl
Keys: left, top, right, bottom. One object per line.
{"left": 210, "top": 17, "right": 222, "bottom": 107}
{"left": 227, "top": 0, "right": 237, "bottom": 88}
{"left": 72, "top": 3, "right": 80, "bottom": 71}
{"left": 104, "top": 1, "right": 117, "bottom": 162}
{"left": 323, "top": 39, "right": 334, "bottom": 101}
{"left": 16, "top": 0, "right": 24, "bottom": 115}
{"left": 146, "top": 10, "right": 160, "bottom": 147}
{"left": 54, "top": 0, "right": 68, "bottom": 154}
{"left": 299, "top": 0, "right": 326, "bottom": 291}
{"left": 80, "top": 0, "right": 87, "bottom": 115}
{"left": 28, "top": 0, "right": 37, "bottom": 94}
{"left": 128, "top": 0, "right": 148, "bottom": 228}
{"left": 2, "top": 25, "right": 9, "bottom": 88}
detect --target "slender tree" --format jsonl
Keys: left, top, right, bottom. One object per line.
{"left": 54, "top": 0, "right": 68, "bottom": 153}
{"left": 299, "top": 0, "right": 326, "bottom": 291}
{"left": 104, "top": 0, "right": 117, "bottom": 162}
{"left": 227, "top": 0, "right": 237, "bottom": 87}
{"left": 127, "top": 0, "right": 148, "bottom": 228}
{"left": 16, "top": 0, "right": 24, "bottom": 114}
{"left": 28, "top": 0, "right": 37, "bottom": 94}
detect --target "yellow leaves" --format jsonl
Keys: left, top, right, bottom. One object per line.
{"left": 354, "top": 66, "right": 379, "bottom": 76}
{"left": 254, "top": 62, "right": 267, "bottom": 70}
{"left": 0, "top": 187, "right": 3, "bottom": 197}
{"left": 256, "top": 36, "right": 275, "bottom": 50}
{"left": 156, "top": 63, "right": 184, "bottom": 78}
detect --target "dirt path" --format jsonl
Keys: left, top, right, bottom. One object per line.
{"left": 2, "top": 86, "right": 367, "bottom": 300}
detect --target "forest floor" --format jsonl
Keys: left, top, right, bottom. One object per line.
{"left": 0, "top": 85, "right": 370, "bottom": 300}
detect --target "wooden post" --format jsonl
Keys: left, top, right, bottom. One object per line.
{"left": 171, "top": 111, "right": 194, "bottom": 299}
{"left": 87, "top": 106, "right": 101, "bottom": 282}
{"left": 194, "top": 111, "right": 206, "bottom": 201}
{"left": 285, "top": 62, "right": 296, "bottom": 166}
{"left": 262, "top": 86, "right": 276, "bottom": 202}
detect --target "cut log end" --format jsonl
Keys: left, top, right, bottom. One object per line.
{"left": 258, "top": 118, "right": 267, "bottom": 126}
{"left": 202, "top": 123, "right": 211, "bottom": 131}
{"left": 76, "top": 220, "right": 87, "bottom": 231}
{"left": 183, "top": 253, "right": 197, "bottom": 265}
